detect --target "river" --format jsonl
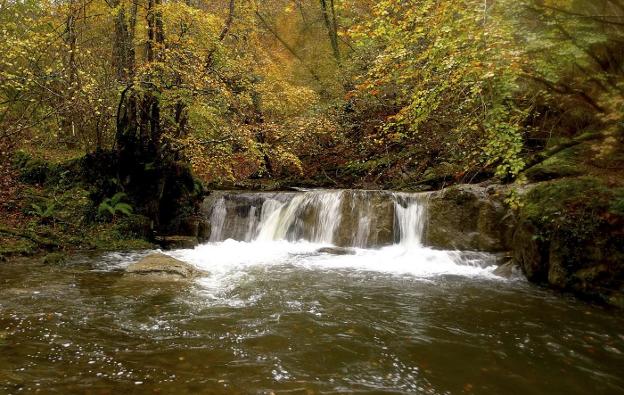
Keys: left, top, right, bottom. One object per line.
{"left": 1, "top": 190, "right": 623, "bottom": 394}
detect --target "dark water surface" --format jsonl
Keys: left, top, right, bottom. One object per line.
{"left": 1, "top": 253, "right": 623, "bottom": 395}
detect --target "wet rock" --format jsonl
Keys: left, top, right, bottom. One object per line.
{"left": 334, "top": 191, "right": 394, "bottom": 248}
{"left": 512, "top": 177, "right": 624, "bottom": 308}
{"left": 197, "top": 219, "right": 211, "bottom": 242}
{"left": 493, "top": 262, "right": 521, "bottom": 279}
{"left": 125, "top": 253, "right": 201, "bottom": 279}
{"left": 512, "top": 221, "right": 548, "bottom": 282}
{"left": 317, "top": 247, "right": 356, "bottom": 255}
{"left": 426, "top": 185, "right": 515, "bottom": 252}
{"left": 156, "top": 236, "right": 199, "bottom": 250}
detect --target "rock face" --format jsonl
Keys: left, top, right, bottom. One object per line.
{"left": 425, "top": 185, "right": 515, "bottom": 252}
{"left": 156, "top": 235, "right": 199, "bottom": 250}
{"left": 333, "top": 191, "right": 395, "bottom": 248}
{"left": 125, "top": 253, "right": 201, "bottom": 279}
{"left": 511, "top": 178, "right": 624, "bottom": 308}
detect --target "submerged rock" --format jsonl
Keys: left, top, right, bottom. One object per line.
{"left": 316, "top": 247, "right": 356, "bottom": 255}
{"left": 125, "top": 253, "right": 201, "bottom": 279}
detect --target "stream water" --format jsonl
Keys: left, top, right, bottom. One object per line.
{"left": 1, "top": 190, "right": 623, "bottom": 394}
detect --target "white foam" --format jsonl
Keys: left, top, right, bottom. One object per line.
{"left": 166, "top": 240, "right": 499, "bottom": 293}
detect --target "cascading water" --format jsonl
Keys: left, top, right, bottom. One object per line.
{"left": 206, "top": 190, "right": 433, "bottom": 248}
{"left": 393, "top": 193, "right": 427, "bottom": 248}
{"left": 207, "top": 197, "right": 227, "bottom": 242}
{"left": 172, "top": 190, "right": 498, "bottom": 283}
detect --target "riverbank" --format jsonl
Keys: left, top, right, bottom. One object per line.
{"left": 0, "top": 150, "right": 157, "bottom": 260}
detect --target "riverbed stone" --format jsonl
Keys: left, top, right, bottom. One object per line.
{"left": 125, "top": 253, "right": 201, "bottom": 279}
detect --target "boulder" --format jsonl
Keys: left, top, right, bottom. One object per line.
{"left": 512, "top": 177, "right": 624, "bottom": 308}
{"left": 493, "top": 262, "right": 521, "bottom": 279}
{"left": 125, "top": 253, "right": 201, "bottom": 279}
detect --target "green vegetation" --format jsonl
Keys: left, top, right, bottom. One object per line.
{"left": 0, "top": 153, "right": 154, "bottom": 257}
{"left": 521, "top": 177, "right": 624, "bottom": 239}
{"left": 98, "top": 193, "right": 134, "bottom": 221}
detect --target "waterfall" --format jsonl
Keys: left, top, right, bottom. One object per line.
{"left": 256, "top": 191, "right": 343, "bottom": 243}
{"left": 393, "top": 194, "right": 427, "bottom": 248}
{"left": 202, "top": 190, "right": 429, "bottom": 248}
{"left": 173, "top": 189, "right": 501, "bottom": 286}
{"left": 208, "top": 197, "right": 227, "bottom": 242}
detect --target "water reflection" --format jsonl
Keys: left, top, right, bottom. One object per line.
{"left": 0, "top": 255, "right": 623, "bottom": 394}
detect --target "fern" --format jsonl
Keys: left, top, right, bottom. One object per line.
{"left": 29, "top": 201, "right": 57, "bottom": 222}
{"left": 98, "top": 192, "right": 133, "bottom": 220}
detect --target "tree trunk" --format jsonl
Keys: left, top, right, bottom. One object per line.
{"left": 320, "top": 0, "right": 340, "bottom": 63}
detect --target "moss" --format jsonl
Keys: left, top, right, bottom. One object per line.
{"left": 520, "top": 177, "right": 621, "bottom": 237}
{"left": 0, "top": 236, "right": 37, "bottom": 256}
{"left": 516, "top": 176, "right": 624, "bottom": 306}
{"left": 43, "top": 252, "right": 67, "bottom": 265}
{"left": 609, "top": 189, "right": 624, "bottom": 217}
{"left": 115, "top": 214, "right": 153, "bottom": 239}
{"left": 524, "top": 145, "right": 585, "bottom": 182}
{"left": 14, "top": 151, "right": 81, "bottom": 188}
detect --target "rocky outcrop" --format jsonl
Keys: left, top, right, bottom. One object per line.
{"left": 425, "top": 185, "right": 515, "bottom": 252}
{"left": 511, "top": 177, "right": 624, "bottom": 308}
{"left": 156, "top": 235, "right": 199, "bottom": 250}
{"left": 125, "top": 253, "right": 202, "bottom": 280}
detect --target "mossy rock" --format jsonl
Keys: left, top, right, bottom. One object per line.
{"left": 43, "top": 252, "right": 67, "bottom": 265}
{"left": 513, "top": 177, "right": 624, "bottom": 307}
